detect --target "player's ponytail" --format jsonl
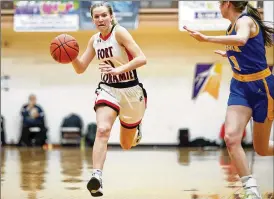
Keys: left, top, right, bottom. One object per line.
{"left": 246, "top": 3, "right": 274, "bottom": 47}
{"left": 231, "top": 1, "right": 274, "bottom": 47}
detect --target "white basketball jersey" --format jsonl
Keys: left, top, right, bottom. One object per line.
{"left": 93, "top": 25, "right": 138, "bottom": 85}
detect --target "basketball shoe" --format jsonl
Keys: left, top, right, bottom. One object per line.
{"left": 241, "top": 176, "right": 262, "bottom": 199}
{"left": 132, "top": 123, "right": 142, "bottom": 147}
{"left": 87, "top": 172, "right": 103, "bottom": 197}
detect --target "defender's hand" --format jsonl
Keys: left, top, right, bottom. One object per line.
{"left": 214, "top": 50, "right": 227, "bottom": 57}
{"left": 183, "top": 26, "right": 208, "bottom": 42}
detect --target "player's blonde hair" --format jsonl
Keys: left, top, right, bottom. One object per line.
{"left": 90, "top": 2, "right": 118, "bottom": 26}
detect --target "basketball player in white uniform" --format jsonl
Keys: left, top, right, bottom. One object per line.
{"left": 71, "top": 2, "right": 147, "bottom": 197}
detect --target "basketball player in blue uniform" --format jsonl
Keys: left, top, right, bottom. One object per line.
{"left": 184, "top": 1, "right": 274, "bottom": 198}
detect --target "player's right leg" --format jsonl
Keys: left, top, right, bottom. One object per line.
{"left": 225, "top": 79, "right": 261, "bottom": 199}
{"left": 87, "top": 84, "right": 118, "bottom": 197}
{"left": 87, "top": 106, "right": 117, "bottom": 197}
{"left": 225, "top": 106, "right": 252, "bottom": 178}
{"left": 224, "top": 106, "right": 262, "bottom": 198}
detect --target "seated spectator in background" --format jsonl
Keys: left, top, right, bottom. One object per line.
{"left": 18, "top": 94, "right": 47, "bottom": 147}
{"left": 85, "top": 122, "right": 97, "bottom": 147}
{"left": 1, "top": 115, "right": 6, "bottom": 146}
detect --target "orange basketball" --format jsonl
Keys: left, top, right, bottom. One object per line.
{"left": 50, "top": 34, "right": 79, "bottom": 64}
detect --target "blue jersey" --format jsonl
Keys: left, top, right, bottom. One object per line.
{"left": 226, "top": 13, "right": 267, "bottom": 75}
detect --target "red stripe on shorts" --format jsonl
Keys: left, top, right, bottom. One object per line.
{"left": 96, "top": 100, "right": 120, "bottom": 111}
{"left": 120, "top": 119, "right": 142, "bottom": 128}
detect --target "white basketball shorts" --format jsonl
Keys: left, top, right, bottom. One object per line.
{"left": 94, "top": 82, "right": 147, "bottom": 129}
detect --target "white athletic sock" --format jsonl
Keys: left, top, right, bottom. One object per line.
{"left": 241, "top": 175, "right": 253, "bottom": 185}
{"left": 93, "top": 169, "right": 102, "bottom": 177}
{"left": 241, "top": 175, "right": 257, "bottom": 188}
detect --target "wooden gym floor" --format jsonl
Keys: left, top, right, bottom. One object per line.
{"left": 0, "top": 147, "right": 273, "bottom": 199}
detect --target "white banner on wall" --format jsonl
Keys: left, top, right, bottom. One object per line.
{"left": 178, "top": 1, "right": 258, "bottom": 31}
{"left": 179, "top": 1, "right": 230, "bottom": 31}
{"left": 264, "top": 1, "right": 274, "bottom": 26}
{"left": 14, "top": 15, "right": 79, "bottom": 32}
{"left": 14, "top": 1, "right": 79, "bottom": 32}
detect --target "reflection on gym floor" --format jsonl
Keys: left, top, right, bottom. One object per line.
{"left": 1, "top": 147, "right": 273, "bottom": 199}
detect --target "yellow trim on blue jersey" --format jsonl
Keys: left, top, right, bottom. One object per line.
{"left": 226, "top": 22, "right": 237, "bottom": 35}
{"left": 262, "top": 79, "right": 274, "bottom": 120}
{"left": 249, "top": 17, "right": 260, "bottom": 38}
{"left": 233, "top": 68, "right": 271, "bottom": 82}
{"left": 226, "top": 15, "right": 259, "bottom": 38}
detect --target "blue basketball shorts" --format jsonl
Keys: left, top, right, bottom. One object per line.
{"left": 228, "top": 69, "right": 274, "bottom": 123}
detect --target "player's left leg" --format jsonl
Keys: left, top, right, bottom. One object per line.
{"left": 252, "top": 75, "right": 274, "bottom": 156}
{"left": 119, "top": 84, "right": 147, "bottom": 149}
{"left": 253, "top": 119, "right": 273, "bottom": 156}
{"left": 119, "top": 102, "right": 144, "bottom": 149}
{"left": 119, "top": 125, "right": 141, "bottom": 150}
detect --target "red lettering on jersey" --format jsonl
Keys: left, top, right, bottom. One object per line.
{"left": 102, "top": 73, "right": 109, "bottom": 82}
{"left": 129, "top": 71, "right": 134, "bottom": 79}
{"left": 118, "top": 73, "right": 126, "bottom": 81}
{"left": 113, "top": 75, "right": 119, "bottom": 83}
{"left": 108, "top": 46, "right": 113, "bottom": 57}
{"left": 101, "top": 71, "right": 135, "bottom": 84}
{"left": 125, "top": 71, "right": 130, "bottom": 79}
{"left": 97, "top": 46, "right": 114, "bottom": 60}
{"left": 108, "top": 74, "right": 113, "bottom": 83}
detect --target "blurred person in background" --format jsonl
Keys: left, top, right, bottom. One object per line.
{"left": 1, "top": 115, "right": 6, "bottom": 146}
{"left": 18, "top": 94, "right": 47, "bottom": 147}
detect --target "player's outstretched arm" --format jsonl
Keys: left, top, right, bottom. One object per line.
{"left": 115, "top": 26, "right": 147, "bottom": 73}
{"left": 184, "top": 16, "right": 252, "bottom": 46}
{"left": 72, "top": 36, "right": 96, "bottom": 74}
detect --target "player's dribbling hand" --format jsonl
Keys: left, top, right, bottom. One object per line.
{"left": 214, "top": 50, "right": 227, "bottom": 57}
{"left": 99, "top": 63, "right": 122, "bottom": 75}
{"left": 183, "top": 26, "right": 208, "bottom": 42}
